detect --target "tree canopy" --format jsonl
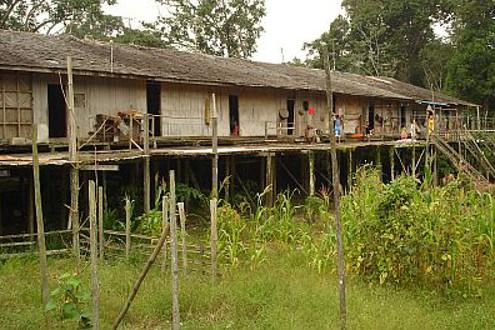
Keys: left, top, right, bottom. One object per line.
{"left": 153, "top": 0, "right": 266, "bottom": 58}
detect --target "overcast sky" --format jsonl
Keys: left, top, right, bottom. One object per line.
{"left": 104, "top": 0, "right": 344, "bottom": 63}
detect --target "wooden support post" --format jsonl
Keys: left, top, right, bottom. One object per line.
{"left": 98, "top": 186, "right": 104, "bottom": 261}
{"left": 323, "top": 47, "right": 347, "bottom": 330}
{"left": 178, "top": 202, "right": 187, "bottom": 276}
{"left": 265, "top": 153, "right": 275, "bottom": 206}
{"left": 412, "top": 143, "right": 416, "bottom": 178}
{"left": 390, "top": 146, "right": 395, "bottom": 181}
{"left": 211, "top": 93, "right": 219, "bottom": 199}
{"left": 125, "top": 197, "right": 131, "bottom": 259}
{"left": 433, "top": 146, "right": 438, "bottom": 186}
{"left": 225, "top": 157, "right": 231, "bottom": 202}
{"left": 210, "top": 198, "right": 218, "bottom": 282}
{"left": 67, "top": 56, "right": 80, "bottom": 264}
{"left": 309, "top": 151, "right": 315, "bottom": 196}
{"left": 88, "top": 181, "right": 100, "bottom": 330}
{"left": 169, "top": 170, "right": 180, "bottom": 330}
{"left": 111, "top": 207, "right": 171, "bottom": 330}
{"left": 28, "top": 175, "right": 35, "bottom": 245}
{"left": 143, "top": 115, "right": 151, "bottom": 214}
{"left": 161, "top": 196, "right": 169, "bottom": 273}
{"left": 32, "top": 125, "right": 49, "bottom": 308}
{"left": 376, "top": 146, "right": 382, "bottom": 180}
{"left": 347, "top": 149, "right": 353, "bottom": 192}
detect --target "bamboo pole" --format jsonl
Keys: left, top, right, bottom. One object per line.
{"left": 143, "top": 115, "right": 151, "bottom": 214}
{"left": 309, "top": 151, "right": 315, "bottom": 196}
{"left": 125, "top": 198, "right": 131, "bottom": 259}
{"left": 67, "top": 56, "right": 80, "bottom": 264}
{"left": 210, "top": 198, "right": 218, "bottom": 282}
{"left": 178, "top": 202, "right": 187, "bottom": 276}
{"left": 161, "top": 196, "right": 169, "bottom": 273}
{"left": 32, "top": 125, "right": 49, "bottom": 308}
{"left": 322, "top": 47, "right": 347, "bottom": 330}
{"left": 111, "top": 209, "right": 171, "bottom": 330}
{"left": 211, "top": 93, "right": 219, "bottom": 199}
{"left": 169, "top": 170, "right": 180, "bottom": 330}
{"left": 88, "top": 181, "right": 100, "bottom": 330}
{"left": 98, "top": 186, "right": 104, "bottom": 261}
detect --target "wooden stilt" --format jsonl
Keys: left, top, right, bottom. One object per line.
{"left": 412, "top": 143, "right": 416, "bottom": 177}
{"left": 88, "top": 180, "right": 100, "bottom": 329}
{"left": 323, "top": 49, "right": 347, "bottom": 330}
{"left": 67, "top": 56, "right": 80, "bottom": 264}
{"left": 32, "top": 125, "right": 49, "bottom": 308}
{"left": 211, "top": 93, "right": 219, "bottom": 199}
{"left": 143, "top": 116, "right": 151, "bottom": 214}
{"left": 125, "top": 197, "right": 131, "bottom": 259}
{"left": 309, "top": 151, "right": 315, "bottom": 196}
{"left": 225, "top": 157, "right": 231, "bottom": 202}
{"left": 98, "top": 186, "right": 104, "bottom": 261}
{"left": 265, "top": 153, "right": 275, "bottom": 205}
{"left": 347, "top": 149, "right": 353, "bottom": 192}
{"left": 169, "top": 170, "right": 180, "bottom": 330}
{"left": 27, "top": 174, "right": 34, "bottom": 245}
{"left": 210, "top": 198, "right": 218, "bottom": 282}
{"left": 390, "top": 146, "right": 395, "bottom": 181}
{"left": 161, "top": 196, "right": 169, "bottom": 272}
{"left": 178, "top": 202, "right": 187, "bottom": 276}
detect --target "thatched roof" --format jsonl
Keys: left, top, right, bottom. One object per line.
{"left": 0, "top": 30, "right": 473, "bottom": 106}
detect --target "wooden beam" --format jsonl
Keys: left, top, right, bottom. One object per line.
{"left": 80, "top": 165, "right": 119, "bottom": 172}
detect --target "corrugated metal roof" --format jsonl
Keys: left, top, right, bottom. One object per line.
{"left": 0, "top": 29, "right": 474, "bottom": 106}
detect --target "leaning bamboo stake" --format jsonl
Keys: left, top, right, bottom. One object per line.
{"left": 32, "top": 125, "right": 49, "bottom": 308}
{"left": 322, "top": 46, "right": 347, "bottom": 330}
{"left": 169, "top": 170, "right": 180, "bottom": 330}
{"left": 98, "top": 186, "right": 104, "bottom": 261}
{"left": 111, "top": 210, "right": 171, "bottom": 330}
{"left": 161, "top": 196, "right": 169, "bottom": 272}
{"left": 209, "top": 198, "right": 218, "bottom": 282}
{"left": 89, "top": 181, "right": 100, "bottom": 329}
{"left": 125, "top": 197, "right": 131, "bottom": 259}
{"left": 178, "top": 202, "right": 187, "bottom": 276}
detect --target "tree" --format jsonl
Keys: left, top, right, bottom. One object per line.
{"left": 304, "top": 0, "right": 444, "bottom": 86}
{"left": 446, "top": 1, "right": 495, "bottom": 109}
{"left": 0, "top": 0, "right": 121, "bottom": 36}
{"left": 153, "top": 0, "right": 266, "bottom": 58}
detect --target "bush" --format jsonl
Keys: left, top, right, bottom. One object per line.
{"left": 341, "top": 167, "right": 495, "bottom": 290}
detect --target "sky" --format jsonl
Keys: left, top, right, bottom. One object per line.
{"left": 104, "top": 0, "right": 344, "bottom": 63}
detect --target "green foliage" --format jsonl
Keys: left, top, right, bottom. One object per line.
{"left": 341, "top": 168, "right": 495, "bottom": 290}
{"left": 153, "top": 0, "right": 266, "bottom": 58}
{"left": 0, "top": 0, "right": 120, "bottom": 36}
{"left": 305, "top": 0, "right": 442, "bottom": 86}
{"left": 45, "top": 272, "right": 91, "bottom": 329}
{"left": 176, "top": 183, "right": 207, "bottom": 207}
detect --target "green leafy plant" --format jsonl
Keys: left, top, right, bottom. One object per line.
{"left": 45, "top": 273, "right": 91, "bottom": 329}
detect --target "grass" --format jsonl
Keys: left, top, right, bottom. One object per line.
{"left": 0, "top": 251, "right": 494, "bottom": 330}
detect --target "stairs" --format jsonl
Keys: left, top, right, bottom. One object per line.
{"left": 431, "top": 128, "right": 495, "bottom": 186}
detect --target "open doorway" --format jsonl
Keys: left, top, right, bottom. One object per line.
{"left": 229, "top": 95, "right": 239, "bottom": 136}
{"left": 146, "top": 82, "right": 161, "bottom": 136}
{"left": 287, "top": 99, "right": 295, "bottom": 135}
{"left": 368, "top": 105, "right": 375, "bottom": 131}
{"left": 48, "top": 84, "right": 67, "bottom": 138}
